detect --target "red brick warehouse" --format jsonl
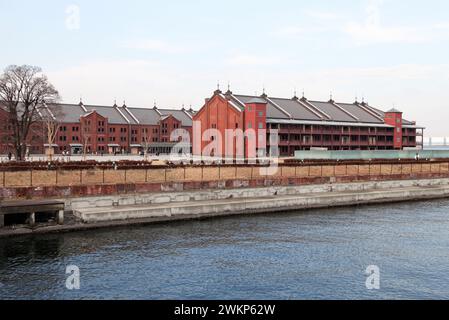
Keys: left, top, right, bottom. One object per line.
{"left": 193, "top": 87, "right": 424, "bottom": 158}
{"left": 0, "top": 100, "right": 195, "bottom": 155}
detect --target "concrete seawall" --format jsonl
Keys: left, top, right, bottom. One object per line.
{"left": 2, "top": 178, "right": 449, "bottom": 238}
{"left": 73, "top": 184, "right": 449, "bottom": 224}
{"left": 66, "top": 177, "right": 449, "bottom": 212}
{"left": 71, "top": 178, "right": 449, "bottom": 224}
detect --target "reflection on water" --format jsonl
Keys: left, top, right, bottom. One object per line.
{"left": 2, "top": 199, "right": 449, "bottom": 300}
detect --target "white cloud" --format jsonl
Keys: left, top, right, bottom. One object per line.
{"left": 306, "top": 10, "right": 340, "bottom": 20}
{"left": 270, "top": 10, "right": 341, "bottom": 40}
{"left": 271, "top": 26, "right": 307, "bottom": 38}
{"left": 122, "top": 39, "right": 188, "bottom": 54}
{"left": 344, "top": 23, "right": 425, "bottom": 44}
{"left": 45, "top": 60, "right": 227, "bottom": 110}
{"left": 344, "top": 0, "right": 428, "bottom": 44}
{"left": 313, "top": 64, "right": 449, "bottom": 81}
{"left": 434, "top": 22, "right": 449, "bottom": 30}
{"left": 47, "top": 59, "right": 173, "bottom": 106}
{"left": 226, "top": 54, "right": 281, "bottom": 66}
{"left": 270, "top": 25, "right": 331, "bottom": 40}
{"left": 274, "top": 3, "right": 445, "bottom": 45}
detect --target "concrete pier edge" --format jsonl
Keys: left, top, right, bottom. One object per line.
{"left": 2, "top": 178, "right": 449, "bottom": 239}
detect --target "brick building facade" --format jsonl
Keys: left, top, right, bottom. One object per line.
{"left": 193, "top": 89, "right": 424, "bottom": 157}
{"left": 0, "top": 88, "right": 425, "bottom": 158}
{"left": 0, "top": 101, "right": 194, "bottom": 155}
{"left": 0, "top": 107, "right": 46, "bottom": 155}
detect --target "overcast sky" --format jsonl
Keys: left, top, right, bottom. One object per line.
{"left": 1, "top": 0, "right": 449, "bottom": 135}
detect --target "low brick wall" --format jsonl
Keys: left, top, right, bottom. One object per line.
{"left": 1, "top": 161, "right": 449, "bottom": 200}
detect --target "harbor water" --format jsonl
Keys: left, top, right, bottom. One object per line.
{"left": 1, "top": 199, "right": 449, "bottom": 299}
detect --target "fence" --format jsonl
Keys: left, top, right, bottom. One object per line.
{"left": 1, "top": 161, "right": 449, "bottom": 188}
{"left": 295, "top": 150, "right": 449, "bottom": 161}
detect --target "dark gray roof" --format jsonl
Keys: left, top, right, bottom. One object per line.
{"left": 118, "top": 106, "right": 138, "bottom": 125}
{"left": 307, "top": 101, "right": 355, "bottom": 122}
{"left": 46, "top": 103, "right": 85, "bottom": 123}
{"left": 269, "top": 98, "right": 321, "bottom": 121}
{"left": 227, "top": 93, "right": 417, "bottom": 125}
{"left": 125, "top": 107, "right": 162, "bottom": 125}
{"left": 336, "top": 103, "right": 383, "bottom": 123}
{"left": 84, "top": 105, "right": 130, "bottom": 124}
{"left": 2, "top": 100, "right": 195, "bottom": 126}
{"left": 37, "top": 105, "right": 55, "bottom": 120}
{"left": 160, "top": 109, "right": 193, "bottom": 126}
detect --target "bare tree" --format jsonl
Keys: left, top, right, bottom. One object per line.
{"left": 80, "top": 119, "right": 91, "bottom": 160}
{"left": 41, "top": 104, "right": 64, "bottom": 161}
{"left": 0, "top": 65, "right": 60, "bottom": 161}
{"left": 142, "top": 127, "right": 151, "bottom": 161}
